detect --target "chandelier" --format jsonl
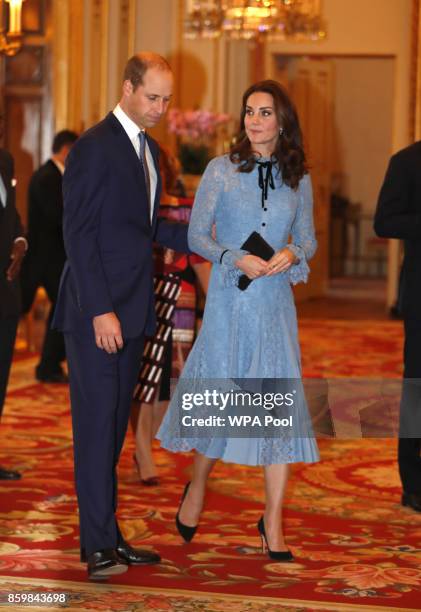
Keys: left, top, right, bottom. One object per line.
{"left": 184, "top": 0, "right": 326, "bottom": 41}
{"left": 1, "top": 0, "right": 25, "bottom": 56}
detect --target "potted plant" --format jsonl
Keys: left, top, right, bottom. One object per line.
{"left": 167, "top": 108, "right": 231, "bottom": 175}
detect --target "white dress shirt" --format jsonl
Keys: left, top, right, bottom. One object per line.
{"left": 0, "top": 173, "right": 7, "bottom": 208}
{"left": 113, "top": 104, "right": 157, "bottom": 221}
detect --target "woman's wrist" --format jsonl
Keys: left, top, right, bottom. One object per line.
{"left": 222, "top": 249, "right": 248, "bottom": 269}
{"left": 285, "top": 245, "right": 300, "bottom": 265}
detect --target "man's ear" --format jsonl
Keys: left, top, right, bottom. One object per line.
{"left": 122, "top": 79, "right": 133, "bottom": 97}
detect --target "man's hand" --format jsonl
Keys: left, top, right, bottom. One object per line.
{"left": 93, "top": 312, "right": 124, "bottom": 354}
{"left": 6, "top": 240, "right": 26, "bottom": 282}
{"left": 236, "top": 254, "right": 268, "bottom": 279}
{"left": 266, "top": 248, "right": 296, "bottom": 276}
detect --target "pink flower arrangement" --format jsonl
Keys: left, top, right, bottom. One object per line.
{"left": 167, "top": 108, "right": 231, "bottom": 140}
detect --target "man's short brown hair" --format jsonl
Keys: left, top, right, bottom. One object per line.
{"left": 123, "top": 52, "right": 172, "bottom": 90}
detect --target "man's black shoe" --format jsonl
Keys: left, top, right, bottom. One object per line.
{"left": 402, "top": 492, "right": 421, "bottom": 512}
{"left": 87, "top": 549, "right": 128, "bottom": 580}
{"left": 0, "top": 466, "right": 21, "bottom": 480}
{"left": 116, "top": 542, "right": 161, "bottom": 565}
{"left": 36, "top": 371, "right": 69, "bottom": 384}
{"left": 81, "top": 543, "right": 161, "bottom": 565}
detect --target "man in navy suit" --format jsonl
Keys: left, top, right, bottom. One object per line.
{"left": 53, "top": 52, "right": 189, "bottom": 579}
{"left": 374, "top": 141, "right": 421, "bottom": 514}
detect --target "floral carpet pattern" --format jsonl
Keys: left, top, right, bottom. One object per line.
{"left": 1, "top": 318, "right": 421, "bottom": 611}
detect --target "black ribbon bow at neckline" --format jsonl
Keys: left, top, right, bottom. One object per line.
{"left": 256, "top": 159, "right": 275, "bottom": 208}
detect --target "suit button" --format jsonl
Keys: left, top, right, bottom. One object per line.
{"left": 262, "top": 223, "right": 266, "bottom": 227}
{"left": 264, "top": 207, "right": 267, "bottom": 211}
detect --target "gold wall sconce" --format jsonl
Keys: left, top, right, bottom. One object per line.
{"left": 1, "top": 0, "right": 25, "bottom": 56}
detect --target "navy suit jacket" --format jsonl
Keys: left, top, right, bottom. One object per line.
{"left": 374, "top": 141, "right": 421, "bottom": 319}
{"left": 53, "top": 112, "right": 189, "bottom": 338}
{"left": 26, "top": 160, "right": 66, "bottom": 280}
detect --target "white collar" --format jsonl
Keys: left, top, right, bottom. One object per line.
{"left": 113, "top": 104, "right": 145, "bottom": 141}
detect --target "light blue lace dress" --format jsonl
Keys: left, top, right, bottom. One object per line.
{"left": 157, "top": 154, "right": 319, "bottom": 465}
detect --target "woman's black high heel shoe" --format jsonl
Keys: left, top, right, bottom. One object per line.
{"left": 176, "top": 482, "right": 198, "bottom": 542}
{"left": 257, "top": 516, "right": 293, "bottom": 561}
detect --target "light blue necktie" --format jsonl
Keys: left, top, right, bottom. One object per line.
{"left": 0, "top": 174, "right": 7, "bottom": 208}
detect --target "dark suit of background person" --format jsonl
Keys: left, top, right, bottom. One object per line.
{"left": 374, "top": 141, "right": 421, "bottom": 513}
{"left": 0, "top": 148, "right": 27, "bottom": 480}
{"left": 52, "top": 52, "right": 189, "bottom": 580}
{"left": 22, "top": 131, "right": 78, "bottom": 383}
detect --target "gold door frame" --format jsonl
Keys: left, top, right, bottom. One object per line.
{"left": 52, "top": 0, "right": 136, "bottom": 133}
{"left": 411, "top": 0, "right": 421, "bottom": 140}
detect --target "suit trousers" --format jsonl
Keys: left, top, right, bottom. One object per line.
{"left": 398, "top": 318, "right": 421, "bottom": 494}
{"left": 21, "top": 268, "right": 66, "bottom": 377}
{"left": 65, "top": 331, "right": 144, "bottom": 555}
{"left": 0, "top": 317, "right": 18, "bottom": 418}
{"left": 37, "top": 301, "right": 66, "bottom": 376}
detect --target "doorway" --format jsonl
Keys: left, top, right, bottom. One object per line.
{"left": 272, "top": 54, "right": 395, "bottom": 307}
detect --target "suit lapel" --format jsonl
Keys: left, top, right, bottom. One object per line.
{"left": 106, "top": 113, "right": 151, "bottom": 221}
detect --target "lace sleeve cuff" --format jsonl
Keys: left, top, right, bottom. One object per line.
{"left": 220, "top": 248, "right": 248, "bottom": 287}
{"left": 286, "top": 244, "right": 310, "bottom": 285}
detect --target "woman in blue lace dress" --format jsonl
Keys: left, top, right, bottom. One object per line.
{"left": 157, "top": 80, "right": 319, "bottom": 560}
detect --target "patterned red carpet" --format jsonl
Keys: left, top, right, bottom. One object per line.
{"left": 1, "top": 318, "right": 421, "bottom": 611}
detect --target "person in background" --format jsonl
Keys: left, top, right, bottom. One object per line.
{"left": 131, "top": 144, "right": 210, "bottom": 485}
{"left": 374, "top": 141, "right": 421, "bottom": 513}
{"left": 22, "top": 130, "right": 78, "bottom": 383}
{"left": 0, "top": 140, "right": 27, "bottom": 480}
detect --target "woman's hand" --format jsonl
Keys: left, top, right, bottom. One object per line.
{"left": 235, "top": 254, "right": 268, "bottom": 279}
{"left": 266, "top": 247, "right": 296, "bottom": 276}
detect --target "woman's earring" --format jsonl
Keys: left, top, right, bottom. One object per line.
{"left": 279, "top": 127, "right": 284, "bottom": 136}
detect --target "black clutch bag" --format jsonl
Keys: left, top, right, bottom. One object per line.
{"left": 238, "top": 231, "right": 275, "bottom": 290}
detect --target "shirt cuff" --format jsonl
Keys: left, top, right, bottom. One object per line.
{"left": 14, "top": 237, "right": 28, "bottom": 251}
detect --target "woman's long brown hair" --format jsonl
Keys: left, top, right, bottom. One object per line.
{"left": 230, "top": 80, "right": 307, "bottom": 190}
